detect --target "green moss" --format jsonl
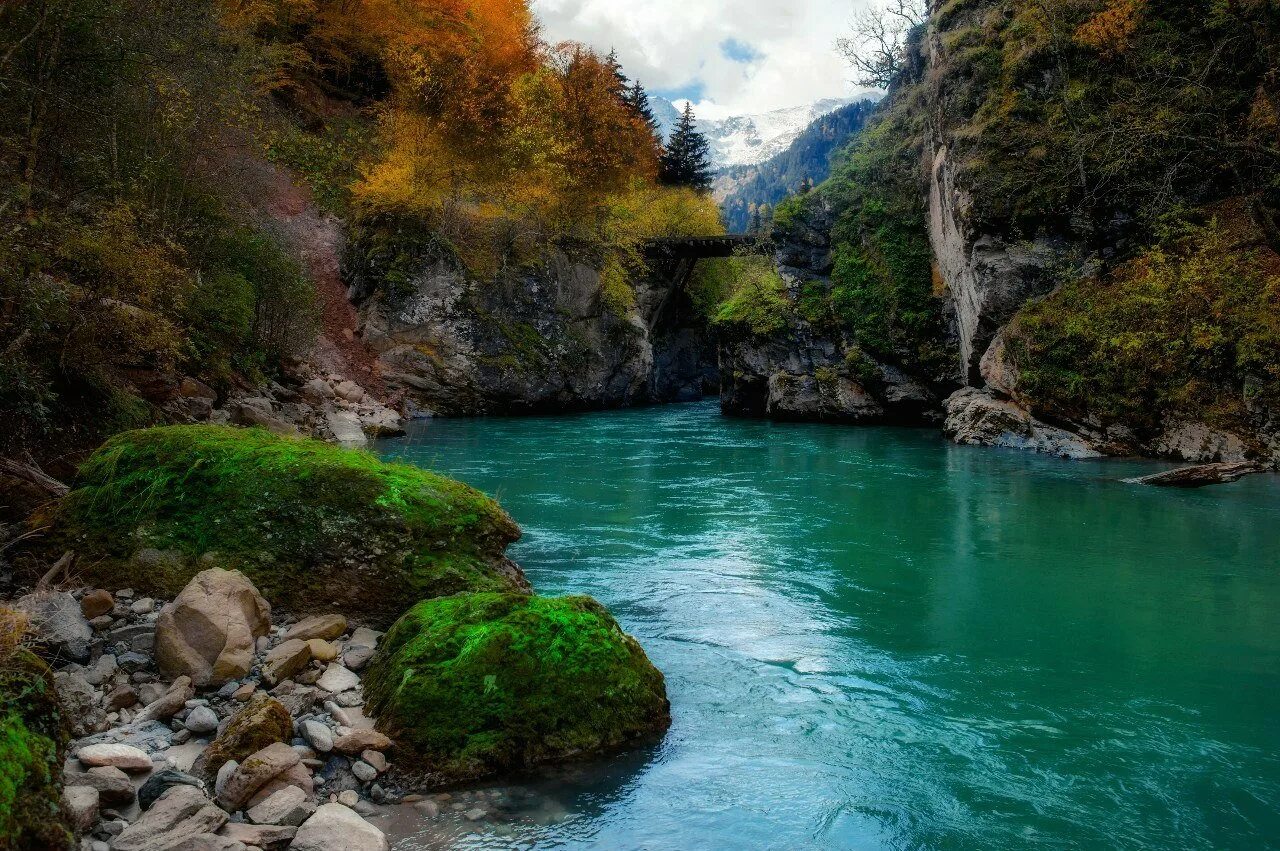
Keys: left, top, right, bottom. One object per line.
{"left": 194, "top": 694, "right": 293, "bottom": 782}
{"left": 44, "top": 426, "right": 526, "bottom": 626}
{"left": 0, "top": 648, "right": 72, "bottom": 849}
{"left": 363, "top": 593, "right": 670, "bottom": 785}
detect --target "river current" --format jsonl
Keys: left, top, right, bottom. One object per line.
{"left": 375, "top": 400, "right": 1280, "bottom": 850}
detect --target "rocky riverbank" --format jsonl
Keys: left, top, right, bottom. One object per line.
{"left": 0, "top": 424, "right": 669, "bottom": 850}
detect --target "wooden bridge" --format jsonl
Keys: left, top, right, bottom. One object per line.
{"left": 643, "top": 234, "right": 768, "bottom": 259}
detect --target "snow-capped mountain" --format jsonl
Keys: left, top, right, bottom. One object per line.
{"left": 652, "top": 96, "right": 878, "bottom": 170}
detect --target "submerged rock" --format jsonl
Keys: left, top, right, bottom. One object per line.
{"left": 363, "top": 593, "right": 670, "bottom": 785}
{"left": 36, "top": 425, "right": 529, "bottom": 626}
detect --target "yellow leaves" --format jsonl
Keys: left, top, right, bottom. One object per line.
{"left": 1074, "top": 0, "right": 1147, "bottom": 59}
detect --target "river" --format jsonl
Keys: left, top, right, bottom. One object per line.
{"left": 374, "top": 400, "right": 1280, "bottom": 850}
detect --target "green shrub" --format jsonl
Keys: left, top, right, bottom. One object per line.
{"left": 364, "top": 593, "right": 670, "bottom": 785}
{"left": 710, "top": 256, "right": 792, "bottom": 337}
{"left": 42, "top": 426, "right": 527, "bottom": 625}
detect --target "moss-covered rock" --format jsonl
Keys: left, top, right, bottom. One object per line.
{"left": 37, "top": 425, "right": 528, "bottom": 626}
{"left": 0, "top": 646, "right": 73, "bottom": 849}
{"left": 363, "top": 593, "right": 670, "bottom": 785}
{"left": 191, "top": 694, "right": 293, "bottom": 783}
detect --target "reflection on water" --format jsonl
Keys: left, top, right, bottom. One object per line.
{"left": 377, "top": 401, "right": 1280, "bottom": 850}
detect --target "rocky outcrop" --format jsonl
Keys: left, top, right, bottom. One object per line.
{"left": 719, "top": 202, "right": 951, "bottom": 423}
{"left": 927, "top": 145, "right": 1074, "bottom": 385}
{"left": 354, "top": 251, "right": 716, "bottom": 416}
{"left": 943, "top": 388, "right": 1103, "bottom": 460}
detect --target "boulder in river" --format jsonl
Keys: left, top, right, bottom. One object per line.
{"left": 363, "top": 593, "right": 670, "bottom": 785}
{"left": 37, "top": 425, "right": 529, "bottom": 627}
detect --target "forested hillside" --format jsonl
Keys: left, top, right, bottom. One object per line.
{"left": 717, "top": 100, "right": 876, "bottom": 233}
{"left": 0, "top": 0, "right": 719, "bottom": 457}
{"left": 726, "top": 0, "right": 1280, "bottom": 462}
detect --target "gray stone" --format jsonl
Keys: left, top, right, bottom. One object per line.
{"left": 341, "top": 645, "right": 376, "bottom": 671}
{"left": 246, "top": 785, "right": 312, "bottom": 827}
{"left": 351, "top": 761, "right": 377, "bottom": 783}
{"left": 464, "top": 807, "right": 488, "bottom": 822}
{"left": 72, "top": 765, "right": 135, "bottom": 806}
{"left": 300, "top": 719, "right": 333, "bottom": 753}
{"left": 316, "top": 664, "right": 359, "bottom": 695}
{"left": 104, "top": 684, "right": 138, "bottom": 711}
{"left": 131, "top": 597, "right": 156, "bottom": 615}
{"left": 216, "top": 742, "right": 300, "bottom": 812}
{"left": 336, "top": 790, "right": 360, "bottom": 807}
{"left": 139, "top": 768, "right": 205, "bottom": 810}
{"left": 76, "top": 743, "right": 153, "bottom": 772}
{"left": 63, "top": 786, "right": 99, "bottom": 831}
{"left": 215, "top": 760, "right": 239, "bottom": 800}
{"left": 155, "top": 568, "right": 271, "bottom": 688}
{"left": 185, "top": 705, "right": 220, "bottom": 734}
{"left": 84, "top": 653, "right": 118, "bottom": 687}
{"left": 114, "top": 785, "right": 229, "bottom": 851}
{"left": 262, "top": 639, "right": 311, "bottom": 686}
{"left": 943, "top": 388, "right": 1102, "bottom": 460}
{"left": 182, "top": 835, "right": 246, "bottom": 851}
{"left": 16, "top": 590, "right": 93, "bottom": 662}
{"left": 135, "top": 676, "right": 195, "bottom": 723}
{"left": 219, "top": 822, "right": 297, "bottom": 848}
{"left": 55, "top": 670, "right": 108, "bottom": 737}
{"left": 283, "top": 615, "right": 348, "bottom": 643}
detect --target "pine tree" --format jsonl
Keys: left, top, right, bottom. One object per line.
{"left": 660, "top": 102, "right": 714, "bottom": 191}
{"left": 627, "top": 80, "right": 662, "bottom": 145}
{"left": 604, "top": 49, "right": 629, "bottom": 103}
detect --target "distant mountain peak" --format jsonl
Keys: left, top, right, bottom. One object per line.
{"left": 652, "top": 95, "right": 880, "bottom": 170}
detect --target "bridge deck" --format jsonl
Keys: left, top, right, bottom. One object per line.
{"left": 644, "top": 234, "right": 767, "bottom": 259}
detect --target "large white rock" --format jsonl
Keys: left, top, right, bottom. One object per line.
{"left": 246, "top": 784, "right": 312, "bottom": 826}
{"left": 155, "top": 568, "right": 271, "bottom": 688}
{"left": 76, "top": 743, "right": 154, "bottom": 772}
{"left": 316, "top": 664, "right": 360, "bottom": 695}
{"left": 291, "top": 803, "right": 389, "bottom": 851}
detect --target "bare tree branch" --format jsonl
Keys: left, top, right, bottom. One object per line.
{"left": 836, "top": 0, "right": 927, "bottom": 88}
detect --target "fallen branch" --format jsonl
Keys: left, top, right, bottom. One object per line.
{"left": 0, "top": 455, "right": 70, "bottom": 497}
{"left": 35, "top": 551, "right": 75, "bottom": 592}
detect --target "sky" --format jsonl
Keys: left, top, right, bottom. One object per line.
{"left": 531, "top": 0, "right": 877, "bottom": 118}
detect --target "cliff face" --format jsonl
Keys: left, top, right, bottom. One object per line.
{"left": 354, "top": 252, "right": 716, "bottom": 416}
{"left": 718, "top": 201, "right": 949, "bottom": 424}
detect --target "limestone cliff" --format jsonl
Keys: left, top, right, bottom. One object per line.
{"left": 350, "top": 249, "right": 715, "bottom": 416}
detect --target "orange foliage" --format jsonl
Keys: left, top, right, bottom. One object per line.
{"left": 1074, "top": 0, "right": 1147, "bottom": 58}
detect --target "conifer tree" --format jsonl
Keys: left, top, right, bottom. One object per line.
{"left": 604, "top": 49, "right": 629, "bottom": 103}
{"left": 660, "top": 102, "right": 713, "bottom": 191}
{"left": 627, "top": 80, "right": 662, "bottom": 144}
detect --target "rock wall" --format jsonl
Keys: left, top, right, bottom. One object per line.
{"left": 355, "top": 253, "right": 716, "bottom": 416}
{"left": 718, "top": 202, "right": 945, "bottom": 424}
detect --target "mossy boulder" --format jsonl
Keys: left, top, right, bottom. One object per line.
{"left": 363, "top": 593, "right": 670, "bottom": 785}
{"left": 0, "top": 646, "right": 73, "bottom": 849}
{"left": 37, "top": 425, "right": 528, "bottom": 627}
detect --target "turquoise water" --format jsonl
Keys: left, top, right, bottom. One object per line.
{"left": 377, "top": 401, "right": 1280, "bottom": 850}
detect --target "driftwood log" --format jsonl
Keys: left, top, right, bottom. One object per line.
{"left": 0, "top": 456, "right": 70, "bottom": 498}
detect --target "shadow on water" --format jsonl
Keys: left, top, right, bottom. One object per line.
{"left": 376, "top": 400, "right": 1280, "bottom": 850}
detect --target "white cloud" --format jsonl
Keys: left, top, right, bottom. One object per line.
{"left": 531, "top": 0, "right": 876, "bottom": 116}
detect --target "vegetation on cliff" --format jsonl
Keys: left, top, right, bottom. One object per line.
{"left": 1007, "top": 206, "right": 1280, "bottom": 441}
{"left": 364, "top": 592, "right": 670, "bottom": 784}
{"left": 39, "top": 426, "right": 526, "bottom": 625}
{"left": 0, "top": 0, "right": 723, "bottom": 456}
